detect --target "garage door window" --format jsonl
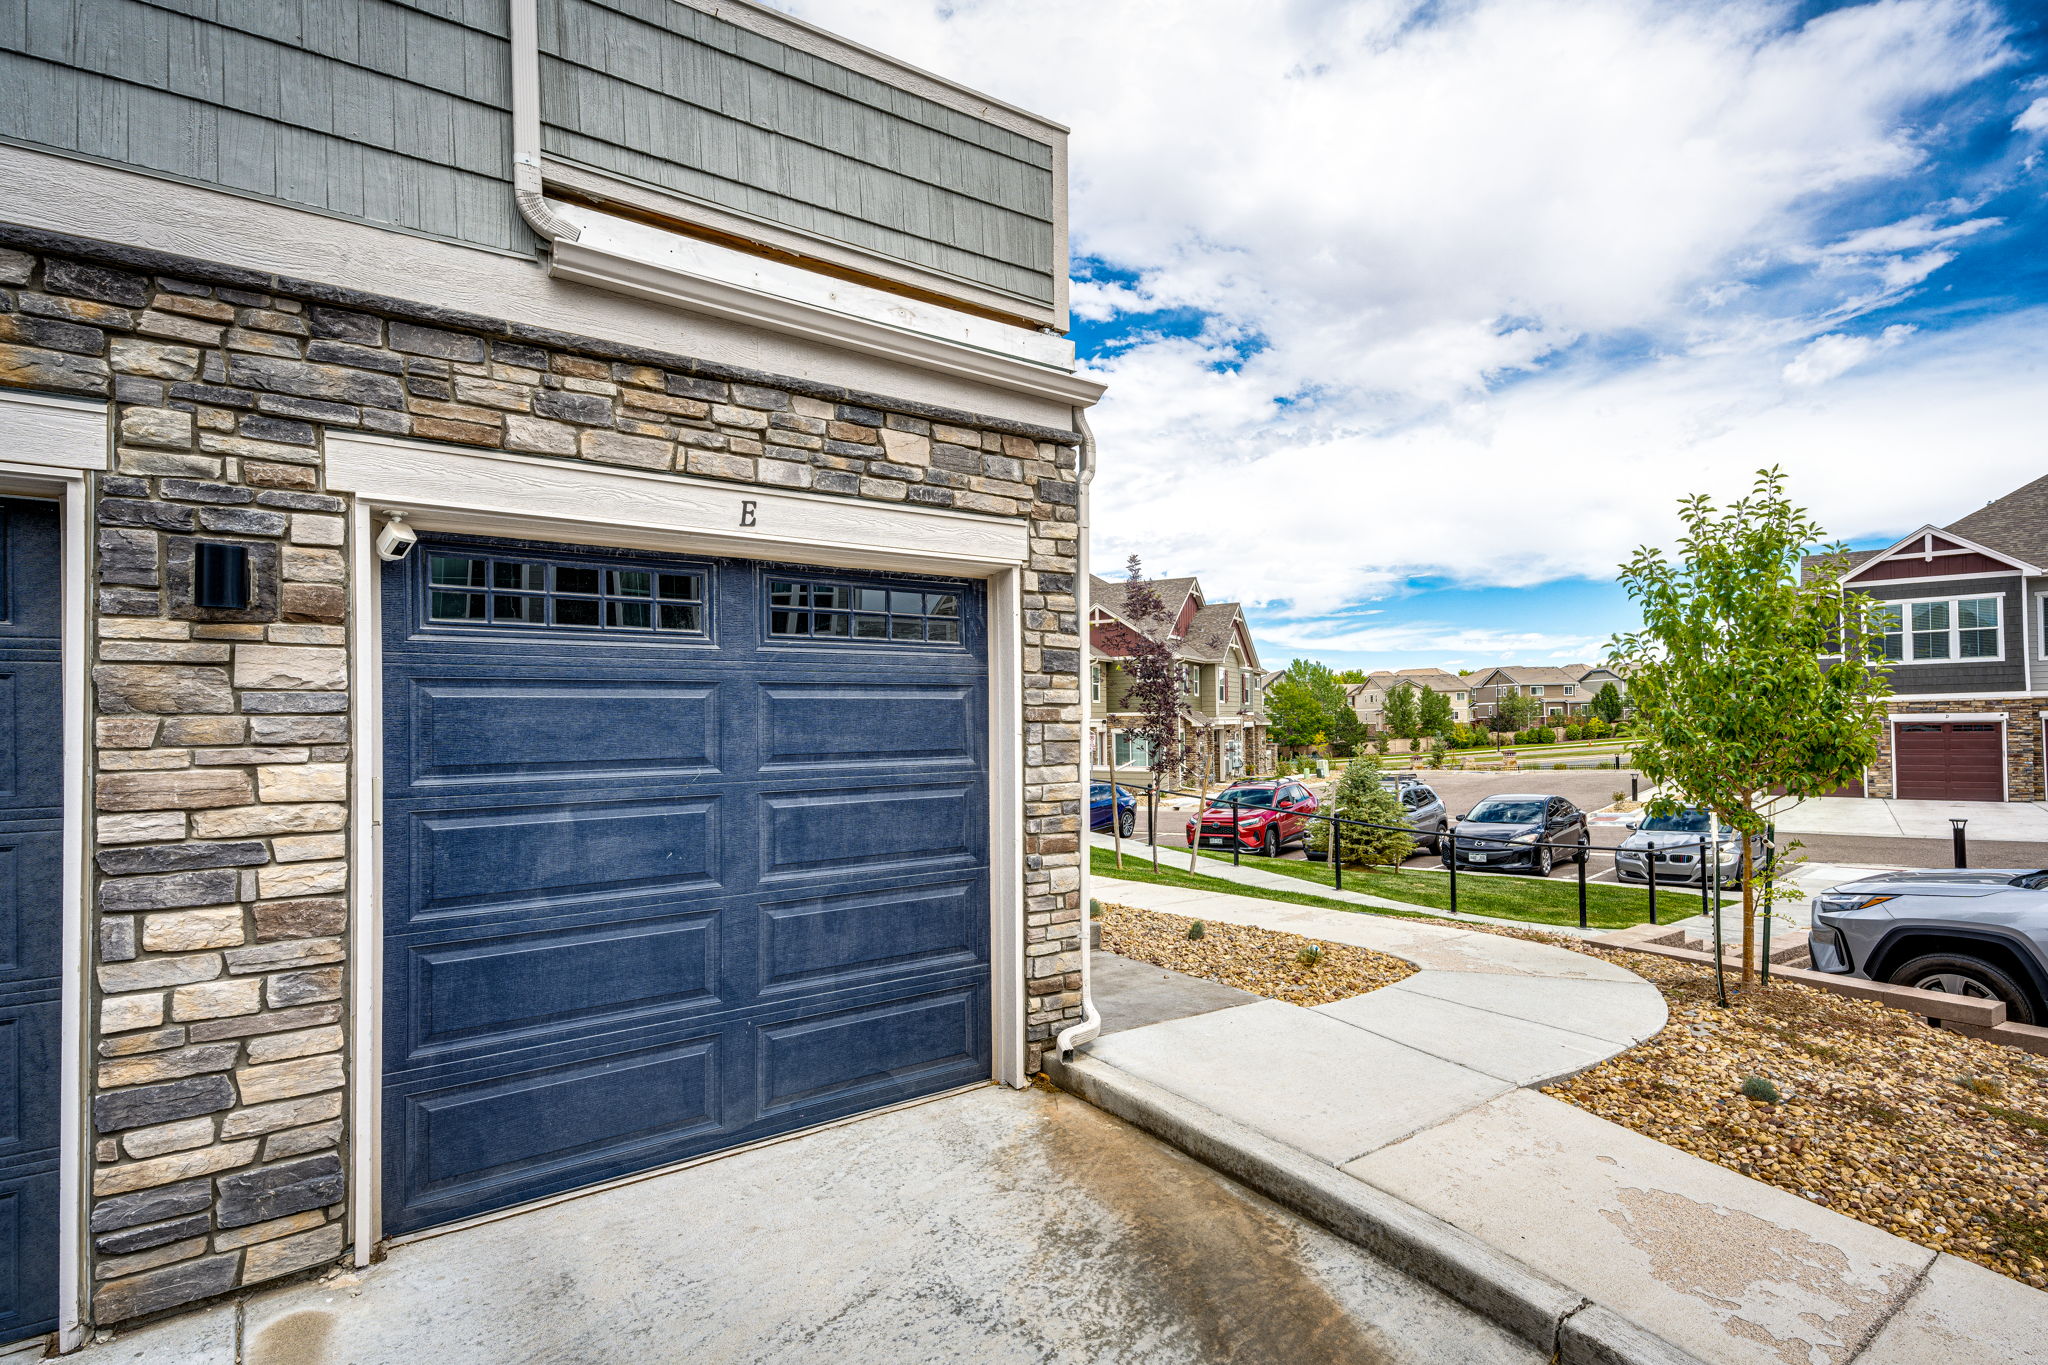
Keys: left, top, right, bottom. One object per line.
{"left": 767, "top": 578, "right": 962, "bottom": 644}
{"left": 427, "top": 553, "right": 707, "bottom": 634}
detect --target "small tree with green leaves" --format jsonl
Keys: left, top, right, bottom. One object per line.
{"left": 1382, "top": 680, "right": 1420, "bottom": 745}
{"left": 1489, "top": 689, "right": 1539, "bottom": 735}
{"left": 1267, "top": 659, "right": 1349, "bottom": 752}
{"left": 1591, "top": 681, "right": 1624, "bottom": 724}
{"left": 1308, "top": 754, "right": 1414, "bottom": 869}
{"left": 1417, "top": 686, "right": 1454, "bottom": 742}
{"left": 1610, "top": 467, "right": 1891, "bottom": 989}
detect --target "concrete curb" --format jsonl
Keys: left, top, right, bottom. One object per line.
{"left": 1044, "top": 1051, "right": 1711, "bottom": 1365}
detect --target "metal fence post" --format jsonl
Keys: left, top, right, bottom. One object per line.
{"left": 1698, "top": 838, "right": 1711, "bottom": 920}
{"left": 1148, "top": 784, "right": 1159, "bottom": 874}
{"left": 1577, "top": 842, "right": 1588, "bottom": 929}
{"left": 1951, "top": 817, "right": 1969, "bottom": 869}
{"left": 1332, "top": 816, "right": 1343, "bottom": 892}
{"left": 1759, "top": 825, "right": 1775, "bottom": 986}
{"left": 1709, "top": 832, "right": 1728, "bottom": 1008}
{"left": 1232, "top": 798, "right": 1241, "bottom": 867}
{"left": 1446, "top": 831, "right": 1458, "bottom": 913}
{"left": 1646, "top": 856, "right": 1657, "bottom": 925}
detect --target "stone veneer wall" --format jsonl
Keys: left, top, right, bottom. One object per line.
{"left": 0, "top": 229, "right": 1085, "bottom": 1326}
{"left": 1867, "top": 699, "right": 2046, "bottom": 802}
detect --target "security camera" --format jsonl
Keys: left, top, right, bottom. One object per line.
{"left": 376, "top": 515, "right": 417, "bottom": 562}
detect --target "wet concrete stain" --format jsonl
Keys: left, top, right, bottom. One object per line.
{"left": 1601, "top": 1185, "right": 1915, "bottom": 1365}
{"left": 1016, "top": 1093, "right": 1404, "bottom": 1365}
{"left": 246, "top": 1307, "right": 337, "bottom": 1365}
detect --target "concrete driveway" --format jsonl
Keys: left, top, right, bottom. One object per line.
{"left": 86, "top": 1087, "right": 1542, "bottom": 1365}
{"left": 1773, "top": 795, "right": 2048, "bottom": 841}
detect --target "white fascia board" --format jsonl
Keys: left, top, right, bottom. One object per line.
{"left": 547, "top": 203, "right": 1103, "bottom": 408}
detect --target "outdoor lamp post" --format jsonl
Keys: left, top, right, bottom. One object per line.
{"left": 1951, "top": 817, "right": 1969, "bottom": 869}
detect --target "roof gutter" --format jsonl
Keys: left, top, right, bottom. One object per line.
{"left": 507, "top": 0, "right": 582, "bottom": 246}
{"left": 1056, "top": 406, "right": 1102, "bottom": 1063}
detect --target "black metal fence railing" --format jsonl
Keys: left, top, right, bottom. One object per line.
{"left": 1114, "top": 781, "right": 1742, "bottom": 931}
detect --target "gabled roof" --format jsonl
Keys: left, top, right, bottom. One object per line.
{"left": 1090, "top": 575, "right": 1199, "bottom": 637}
{"left": 1468, "top": 665, "right": 1587, "bottom": 687}
{"left": 1804, "top": 475, "right": 2048, "bottom": 583}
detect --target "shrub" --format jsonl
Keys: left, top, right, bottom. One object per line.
{"left": 1308, "top": 756, "right": 1413, "bottom": 869}
{"left": 1739, "top": 1076, "right": 1784, "bottom": 1104}
{"left": 1089, "top": 898, "right": 1103, "bottom": 918}
{"left": 1186, "top": 920, "right": 1205, "bottom": 940}
{"left": 1564, "top": 725, "right": 1583, "bottom": 741}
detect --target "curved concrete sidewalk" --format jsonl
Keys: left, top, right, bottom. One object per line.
{"left": 1070, "top": 876, "right": 2048, "bottom": 1365}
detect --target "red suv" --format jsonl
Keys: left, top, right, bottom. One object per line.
{"left": 1185, "top": 780, "right": 1319, "bottom": 857}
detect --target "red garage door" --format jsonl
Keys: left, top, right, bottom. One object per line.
{"left": 1894, "top": 722, "right": 2004, "bottom": 801}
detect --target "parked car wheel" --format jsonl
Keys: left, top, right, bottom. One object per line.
{"left": 1534, "top": 845, "right": 1553, "bottom": 877}
{"left": 1117, "top": 808, "right": 1135, "bottom": 838}
{"left": 1426, "top": 821, "right": 1447, "bottom": 854}
{"left": 1260, "top": 826, "right": 1279, "bottom": 858}
{"left": 1889, "top": 953, "right": 2039, "bottom": 1026}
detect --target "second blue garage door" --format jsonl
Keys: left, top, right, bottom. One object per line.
{"left": 382, "top": 536, "right": 991, "bottom": 1236}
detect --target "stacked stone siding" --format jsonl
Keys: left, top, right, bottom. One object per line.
{"left": 0, "top": 229, "right": 1085, "bottom": 1326}
{"left": 1868, "top": 698, "right": 2047, "bottom": 802}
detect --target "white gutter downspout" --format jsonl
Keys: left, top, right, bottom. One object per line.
{"left": 1056, "top": 408, "right": 1102, "bottom": 1062}
{"left": 508, "top": 0, "right": 581, "bottom": 246}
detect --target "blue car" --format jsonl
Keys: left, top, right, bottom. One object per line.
{"left": 1090, "top": 782, "right": 1138, "bottom": 837}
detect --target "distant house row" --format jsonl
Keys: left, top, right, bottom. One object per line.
{"left": 1346, "top": 664, "right": 1629, "bottom": 731}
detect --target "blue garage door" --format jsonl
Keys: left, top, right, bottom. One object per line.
{"left": 382, "top": 536, "right": 992, "bottom": 1235}
{"left": 0, "top": 499, "right": 61, "bottom": 1344}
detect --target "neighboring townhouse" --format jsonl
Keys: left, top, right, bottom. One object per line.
{"left": 1346, "top": 668, "right": 1473, "bottom": 731}
{"left": 1811, "top": 474, "right": 2048, "bottom": 802}
{"left": 1469, "top": 666, "right": 1596, "bottom": 719}
{"left": 1089, "top": 576, "right": 1270, "bottom": 784}
{"left": 1565, "top": 663, "right": 1629, "bottom": 707}
{"left": 0, "top": 1, "right": 1101, "bottom": 1342}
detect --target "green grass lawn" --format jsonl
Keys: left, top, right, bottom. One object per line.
{"left": 1190, "top": 848, "right": 1725, "bottom": 929}
{"left": 1093, "top": 840, "right": 1717, "bottom": 930}
{"left": 1090, "top": 846, "right": 1428, "bottom": 922}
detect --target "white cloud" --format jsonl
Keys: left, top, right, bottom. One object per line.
{"left": 2016, "top": 96, "right": 2048, "bottom": 132}
{"left": 780, "top": 0, "right": 2031, "bottom": 626}
{"left": 1781, "top": 323, "right": 1915, "bottom": 385}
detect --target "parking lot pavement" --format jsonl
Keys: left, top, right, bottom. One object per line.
{"left": 81, "top": 1087, "right": 1545, "bottom": 1365}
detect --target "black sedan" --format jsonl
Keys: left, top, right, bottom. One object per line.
{"left": 1442, "top": 794, "right": 1589, "bottom": 875}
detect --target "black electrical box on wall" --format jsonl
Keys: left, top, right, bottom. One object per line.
{"left": 192, "top": 541, "right": 251, "bottom": 611}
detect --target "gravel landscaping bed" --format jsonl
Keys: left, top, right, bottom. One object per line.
{"left": 1544, "top": 951, "right": 2048, "bottom": 1290}
{"left": 1095, "top": 902, "right": 1415, "bottom": 1006}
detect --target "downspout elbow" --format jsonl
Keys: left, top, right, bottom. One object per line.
{"left": 1055, "top": 407, "right": 1102, "bottom": 1064}
{"left": 508, "top": 0, "right": 581, "bottom": 246}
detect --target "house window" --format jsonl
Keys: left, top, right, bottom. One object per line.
{"left": 1872, "top": 595, "right": 2000, "bottom": 662}
{"left": 1530, "top": 685, "right": 1544, "bottom": 697}
{"left": 1113, "top": 732, "right": 1155, "bottom": 769}
{"left": 1091, "top": 664, "right": 1103, "bottom": 704}
{"left": 1563, "top": 683, "right": 1575, "bottom": 695}
{"left": 1182, "top": 664, "right": 1199, "bottom": 697}
{"left": 1219, "top": 670, "right": 1229, "bottom": 704}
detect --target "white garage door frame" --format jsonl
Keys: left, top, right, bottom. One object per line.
{"left": 0, "top": 389, "right": 107, "bottom": 1353}
{"left": 326, "top": 434, "right": 1033, "bottom": 1262}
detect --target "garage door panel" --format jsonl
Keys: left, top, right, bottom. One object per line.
{"left": 395, "top": 910, "right": 721, "bottom": 1060}
{"left": 1896, "top": 722, "right": 2005, "bottom": 801}
{"left": 758, "top": 879, "right": 984, "bottom": 995}
{"left": 402, "top": 677, "right": 720, "bottom": 785}
{"left": 398, "top": 797, "right": 723, "bottom": 921}
{"left": 754, "top": 985, "right": 988, "bottom": 1119}
{"left": 384, "top": 537, "right": 992, "bottom": 1237}
{"left": 0, "top": 665, "right": 61, "bottom": 811}
{"left": 395, "top": 1035, "right": 723, "bottom": 1213}
{"left": 758, "top": 683, "right": 980, "bottom": 771}
{"left": 759, "top": 785, "right": 980, "bottom": 881}
{"left": 0, "top": 834, "right": 60, "bottom": 985}
{"left": 0, "top": 1164, "right": 57, "bottom": 1347}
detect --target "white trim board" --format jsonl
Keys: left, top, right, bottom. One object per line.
{"left": 1887, "top": 712, "right": 2009, "bottom": 723}
{"left": 322, "top": 435, "right": 1031, "bottom": 571}
{"left": 345, "top": 446, "right": 1033, "bottom": 1258}
{"left": 0, "top": 391, "right": 109, "bottom": 473}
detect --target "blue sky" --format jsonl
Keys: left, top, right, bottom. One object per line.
{"left": 794, "top": 0, "right": 2048, "bottom": 674}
